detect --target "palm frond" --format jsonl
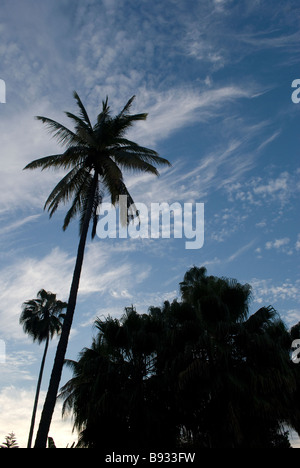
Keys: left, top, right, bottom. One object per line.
{"left": 96, "top": 97, "right": 110, "bottom": 126}
{"left": 112, "top": 151, "right": 159, "bottom": 175}
{"left": 117, "top": 96, "right": 136, "bottom": 117}
{"left": 64, "top": 112, "right": 96, "bottom": 147}
{"left": 73, "top": 91, "right": 93, "bottom": 129}
{"left": 24, "top": 154, "right": 66, "bottom": 171}
{"left": 24, "top": 147, "right": 90, "bottom": 172}
{"left": 99, "top": 157, "right": 123, "bottom": 205}
{"left": 35, "top": 116, "right": 83, "bottom": 147}
{"left": 45, "top": 167, "right": 91, "bottom": 217}
{"left": 109, "top": 113, "right": 148, "bottom": 140}
{"left": 114, "top": 139, "right": 157, "bottom": 153}
{"left": 114, "top": 142, "right": 171, "bottom": 167}
{"left": 115, "top": 180, "right": 139, "bottom": 226}
{"left": 62, "top": 186, "right": 85, "bottom": 232}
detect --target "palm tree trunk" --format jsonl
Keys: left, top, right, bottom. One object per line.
{"left": 34, "top": 172, "right": 98, "bottom": 448}
{"left": 27, "top": 334, "right": 49, "bottom": 448}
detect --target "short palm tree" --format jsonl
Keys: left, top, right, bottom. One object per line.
{"left": 24, "top": 92, "right": 171, "bottom": 448}
{"left": 20, "top": 289, "right": 67, "bottom": 448}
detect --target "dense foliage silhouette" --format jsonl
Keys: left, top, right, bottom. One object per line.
{"left": 60, "top": 267, "right": 300, "bottom": 448}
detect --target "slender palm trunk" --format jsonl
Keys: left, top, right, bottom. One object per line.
{"left": 27, "top": 335, "right": 49, "bottom": 448}
{"left": 34, "top": 172, "right": 98, "bottom": 448}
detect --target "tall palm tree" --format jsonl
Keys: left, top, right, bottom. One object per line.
{"left": 24, "top": 92, "right": 171, "bottom": 448}
{"left": 20, "top": 289, "right": 67, "bottom": 448}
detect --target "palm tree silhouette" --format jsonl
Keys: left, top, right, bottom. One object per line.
{"left": 20, "top": 289, "right": 67, "bottom": 448}
{"left": 24, "top": 92, "right": 171, "bottom": 447}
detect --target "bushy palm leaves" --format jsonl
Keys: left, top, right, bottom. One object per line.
{"left": 24, "top": 92, "right": 171, "bottom": 447}
{"left": 20, "top": 289, "right": 66, "bottom": 343}
{"left": 178, "top": 267, "right": 296, "bottom": 447}
{"left": 60, "top": 267, "right": 300, "bottom": 448}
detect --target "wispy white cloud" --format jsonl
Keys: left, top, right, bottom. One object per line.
{"left": 251, "top": 278, "right": 300, "bottom": 306}
{"left": 239, "top": 30, "right": 300, "bottom": 51}
{"left": 0, "top": 214, "right": 40, "bottom": 236}
{"left": 266, "top": 235, "right": 300, "bottom": 255}
{"left": 210, "top": 207, "right": 248, "bottom": 243}
{"left": 265, "top": 238, "right": 290, "bottom": 251}
{"left": 0, "top": 351, "right": 37, "bottom": 385}
{"left": 250, "top": 235, "right": 300, "bottom": 257}
{"left": 226, "top": 170, "right": 300, "bottom": 209}
{"left": 124, "top": 134, "right": 259, "bottom": 211}
{"left": 79, "top": 243, "right": 151, "bottom": 296}
{"left": 253, "top": 173, "right": 290, "bottom": 198}
{"left": 256, "top": 130, "right": 281, "bottom": 152}
{"left": 200, "top": 240, "right": 257, "bottom": 268}
{"left": 180, "top": 0, "right": 300, "bottom": 72}
{"left": 226, "top": 240, "right": 257, "bottom": 263}
{"left": 129, "top": 85, "right": 259, "bottom": 146}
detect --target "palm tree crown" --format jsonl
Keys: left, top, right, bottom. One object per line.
{"left": 25, "top": 92, "right": 170, "bottom": 236}
{"left": 20, "top": 289, "right": 67, "bottom": 343}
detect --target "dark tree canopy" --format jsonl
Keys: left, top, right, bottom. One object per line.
{"left": 60, "top": 267, "right": 300, "bottom": 449}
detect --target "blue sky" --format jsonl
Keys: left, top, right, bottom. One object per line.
{"left": 0, "top": 0, "right": 299, "bottom": 447}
